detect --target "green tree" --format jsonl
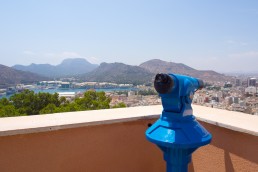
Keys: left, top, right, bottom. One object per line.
{"left": 39, "top": 103, "right": 57, "bottom": 114}
{"left": 138, "top": 89, "right": 158, "bottom": 96}
{"left": 112, "top": 102, "right": 126, "bottom": 108}
{"left": 54, "top": 102, "right": 81, "bottom": 113}
{"left": 37, "top": 92, "right": 60, "bottom": 109}
{"left": 0, "top": 98, "right": 10, "bottom": 106}
{"left": 0, "top": 89, "right": 114, "bottom": 117}
{"left": 10, "top": 90, "right": 61, "bottom": 115}
{"left": 0, "top": 105, "right": 22, "bottom": 117}
{"left": 59, "top": 96, "right": 69, "bottom": 105}
{"left": 75, "top": 90, "right": 111, "bottom": 110}
{"left": 10, "top": 90, "right": 38, "bottom": 115}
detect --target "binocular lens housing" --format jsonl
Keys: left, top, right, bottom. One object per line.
{"left": 154, "top": 73, "right": 174, "bottom": 94}
{"left": 154, "top": 73, "right": 204, "bottom": 94}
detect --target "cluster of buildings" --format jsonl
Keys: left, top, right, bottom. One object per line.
{"left": 1, "top": 76, "right": 257, "bottom": 116}
{"left": 106, "top": 76, "right": 257, "bottom": 115}
{"left": 193, "top": 77, "right": 258, "bottom": 115}
{"left": 108, "top": 91, "right": 161, "bottom": 107}
{"left": 105, "top": 77, "right": 257, "bottom": 115}
{"left": 0, "top": 81, "right": 134, "bottom": 98}
{"left": 37, "top": 81, "right": 133, "bottom": 89}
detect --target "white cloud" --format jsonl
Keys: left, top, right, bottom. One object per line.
{"left": 60, "top": 52, "right": 81, "bottom": 58}
{"left": 23, "top": 50, "right": 35, "bottom": 55}
{"left": 45, "top": 51, "right": 81, "bottom": 58}
{"left": 225, "top": 40, "right": 248, "bottom": 46}
{"left": 229, "top": 51, "right": 258, "bottom": 58}
{"left": 221, "top": 51, "right": 258, "bottom": 72}
{"left": 183, "top": 52, "right": 258, "bottom": 73}
{"left": 240, "top": 42, "right": 248, "bottom": 46}
{"left": 226, "top": 40, "right": 236, "bottom": 44}
{"left": 87, "top": 56, "right": 100, "bottom": 64}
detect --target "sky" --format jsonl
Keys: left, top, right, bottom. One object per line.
{"left": 0, "top": 0, "right": 258, "bottom": 73}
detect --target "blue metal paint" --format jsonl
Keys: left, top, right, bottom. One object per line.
{"left": 146, "top": 73, "right": 212, "bottom": 172}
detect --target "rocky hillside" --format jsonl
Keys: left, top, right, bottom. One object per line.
{"left": 0, "top": 64, "right": 49, "bottom": 88}
{"left": 13, "top": 58, "right": 98, "bottom": 78}
{"left": 81, "top": 62, "right": 154, "bottom": 85}
{"left": 139, "top": 59, "right": 232, "bottom": 82}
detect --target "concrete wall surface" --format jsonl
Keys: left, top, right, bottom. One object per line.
{"left": 0, "top": 118, "right": 257, "bottom": 172}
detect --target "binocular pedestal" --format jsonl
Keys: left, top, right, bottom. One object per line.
{"left": 146, "top": 114, "right": 211, "bottom": 172}
{"left": 164, "top": 147, "right": 194, "bottom": 172}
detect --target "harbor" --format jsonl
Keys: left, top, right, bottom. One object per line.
{"left": 0, "top": 81, "right": 137, "bottom": 99}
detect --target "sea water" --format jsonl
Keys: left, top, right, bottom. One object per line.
{"left": 0, "top": 87, "right": 137, "bottom": 99}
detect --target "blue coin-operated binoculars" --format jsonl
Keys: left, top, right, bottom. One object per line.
{"left": 146, "top": 73, "right": 212, "bottom": 172}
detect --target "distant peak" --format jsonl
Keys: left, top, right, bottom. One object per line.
{"left": 29, "top": 63, "right": 52, "bottom": 66}
{"left": 61, "top": 58, "right": 86, "bottom": 62}
{"left": 59, "top": 58, "right": 92, "bottom": 66}
{"left": 100, "top": 62, "right": 108, "bottom": 65}
{"left": 141, "top": 59, "right": 176, "bottom": 64}
{"left": 148, "top": 59, "right": 166, "bottom": 62}
{"left": 100, "top": 62, "right": 126, "bottom": 66}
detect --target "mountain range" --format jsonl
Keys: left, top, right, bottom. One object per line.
{"left": 139, "top": 59, "right": 232, "bottom": 82}
{"left": 0, "top": 58, "right": 233, "bottom": 87}
{"left": 81, "top": 62, "right": 153, "bottom": 85}
{"left": 80, "top": 59, "right": 232, "bottom": 84}
{"left": 0, "top": 64, "right": 48, "bottom": 88}
{"left": 13, "top": 58, "right": 98, "bottom": 78}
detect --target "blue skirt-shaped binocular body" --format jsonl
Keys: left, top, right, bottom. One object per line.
{"left": 146, "top": 73, "right": 212, "bottom": 172}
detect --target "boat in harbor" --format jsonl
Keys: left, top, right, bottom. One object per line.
{"left": 16, "top": 84, "right": 26, "bottom": 92}
{"left": 6, "top": 87, "right": 17, "bottom": 95}
{"left": 0, "top": 89, "right": 6, "bottom": 97}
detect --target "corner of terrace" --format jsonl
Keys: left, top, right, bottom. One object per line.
{"left": 0, "top": 105, "right": 257, "bottom": 172}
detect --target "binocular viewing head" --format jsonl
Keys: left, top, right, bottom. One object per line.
{"left": 154, "top": 73, "right": 204, "bottom": 95}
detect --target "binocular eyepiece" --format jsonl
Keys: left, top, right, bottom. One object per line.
{"left": 154, "top": 73, "right": 174, "bottom": 94}
{"left": 154, "top": 73, "right": 204, "bottom": 94}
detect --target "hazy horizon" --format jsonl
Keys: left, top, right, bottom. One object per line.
{"left": 1, "top": 1, "right": 258, "bottom": 73}
{"left": 7, "top": 57, "right": 258, "bottom": 75}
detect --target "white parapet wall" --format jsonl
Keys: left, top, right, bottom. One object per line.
{"left": 0, "top": 105, "right": 257, "bottom": 137}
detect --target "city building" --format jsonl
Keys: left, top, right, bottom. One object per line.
{"left": 58, "top": 92, "right": 76, "bottom": 101}
{"left": 60, "top": 82, "right": 71, "bottom": 89}
{"left": 245, "top": 87, "right": 257, "bottom": 95}
{"left": 248, "top": 78, "right": 257, "bottom": 87}
{"left": 235, "top": 78, "right": 241, "bottom": 87}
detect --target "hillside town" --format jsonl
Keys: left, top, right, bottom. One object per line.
{"left": 192, "top": 77, "right": 258, "bottom": 115}
{"left": 106, "top": 77, "right": 258, "bottom": 116}
{"left": 0, "top": 75, "right": 258, "bottom": 116}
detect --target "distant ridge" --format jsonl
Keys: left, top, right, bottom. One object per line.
{"left": 0, "top": 64, "right": 49, "bottom": 88}
{"left": 80, "top": 59, "right": 232, "bottom": 84}
{"left": 81, "top": 62, "right": 154, "bottom": 85}
{"left": 10, "top": 58, "right": 232, "bottom": 85}
{"left": 13, "top": 58, "right": 98, "bottom": 78}
{"left": 139, "top": 59, "right": 232, "bottom": 82}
